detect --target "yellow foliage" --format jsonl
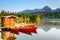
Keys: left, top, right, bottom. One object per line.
{"left": 0, "top": 18, "right": 1, "bottom": 23}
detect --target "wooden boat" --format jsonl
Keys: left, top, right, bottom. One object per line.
{"left": 10, "top": 23, "right": 37, "bottom": 35}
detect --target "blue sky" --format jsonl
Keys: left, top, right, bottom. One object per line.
{"left": 0, "top": 0, "right": 60, "bottom": 12}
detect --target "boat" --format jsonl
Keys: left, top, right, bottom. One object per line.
{"left": 10, "top": 23, "right": 37, "bottom": 35}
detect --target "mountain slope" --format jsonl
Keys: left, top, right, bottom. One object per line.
{"left": 42, "top": 6, "right": 52, "bottom": 12}
{"left": 19, "top": 6, "right": 60, "bottom": 13}
{"left": 53, "top": 8, "right": 60, "bottom": 12}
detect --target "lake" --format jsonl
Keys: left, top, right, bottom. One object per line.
{"left": 15, "top": 18, "right": 60, "bottom": 40}
{"left": 0, "top": 26, "right": 60, "bottom": 40}
{"left": 0, "top": 19, "right": 60, "bottom": 40}
{"left": 14, "top": 26, "right": 60, "bottom": 40}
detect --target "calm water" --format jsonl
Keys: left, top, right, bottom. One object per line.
{"left": 0, "top": 26, "right": 60, "bottom": 40}
{"left": 0, "top": 19, "right": 60, "bottom": 40}
{"left": 15, "top": 26, "right": 60, "bottom": 40}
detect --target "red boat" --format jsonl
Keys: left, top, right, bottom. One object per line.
{"left": 10, "top": 28, "right": 19, "bottom": 34}
{"left": 10, "top": 23, "right": 37, "bottom": 35}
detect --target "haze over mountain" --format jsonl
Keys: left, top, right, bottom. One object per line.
{"left": 20, "top": 6, "right": 60, "bottom": 13}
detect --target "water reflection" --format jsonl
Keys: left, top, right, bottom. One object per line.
{"left": 0, "top": 19, "right": 60, "bottom": 40}
{"left": 15, "top": 28, "right": 60, "bottom": 40}
{"left": 0, "top": 26, "right": 60, "bottom": 40}
{"left": 14, "top": 19, "right": 60, "bottom": 40}
{"left": 38, "top": 26, "right": 60, "bottom": 32}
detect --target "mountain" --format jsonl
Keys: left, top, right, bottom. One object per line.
{"left": 20, "top": 6, "right": 60, "bottom": 14}
{"left": 42, "top": 6, "right": 52, "bottom": 12}
{"left": 21, "top": 9, "right": 33, "bottom": 13}
{"left": 21, "top": 9, "right": 41, "bottom": 13}
{"left": 53, "top": 8, "right": 60, "bottom": 12}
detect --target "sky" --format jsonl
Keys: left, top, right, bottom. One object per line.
{"left": 0, "top": 0, "right": 60, "bottom": 12}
